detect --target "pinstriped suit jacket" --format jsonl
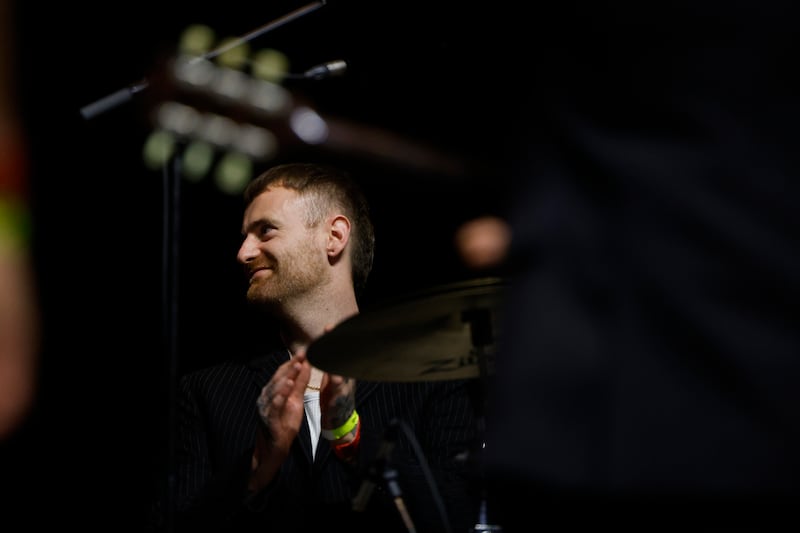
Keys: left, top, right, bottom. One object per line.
{"left": 171, "top": 348, "right": 482, "bottom": 533}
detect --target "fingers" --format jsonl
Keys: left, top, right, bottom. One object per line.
{"left": 319, "top": 371, "right": 357, "bottom": 430}
{"left": 290, "top": 350, "right": 311, "bottom": 394}
{"left": 322, "top": 372, "right": 355, "bottom": 392}
{"left": 258, "top": 358, "right": 307, "bottom": 414}
{"left": 325, "top": 373, "right": 347, "bottom": 387}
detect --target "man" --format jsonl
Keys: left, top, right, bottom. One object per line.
{"left": 164, "top": 163, "right": 481, "bottom": 533}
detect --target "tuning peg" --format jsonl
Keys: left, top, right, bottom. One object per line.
{"left": 182, "top": 140, "right": 215, "bottom": 181}
{"left": 179, "top": 24, "right": 216, "bottom": 58}
{"left": 142, "top": 130, "right": 177, "bottom": 170}
{"left": 215, "top": 151, "right": 253, "bottom": 195}
{"left": 215, "top": 37, "right": 250, "bottom": 70}
{"left": 252, "top": 48, "right": 290, "bottom": 83}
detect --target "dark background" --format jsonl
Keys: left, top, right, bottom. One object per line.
{"left": 4, "top": 1, "right": 513, "bottom": 529}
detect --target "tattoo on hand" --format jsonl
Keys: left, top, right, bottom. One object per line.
{"left": 331, "top": 396, "right": 355, "bottom": 428}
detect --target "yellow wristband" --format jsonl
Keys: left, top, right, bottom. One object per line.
{"left": 321, "top": 410, "right": 359, "bottom": 441}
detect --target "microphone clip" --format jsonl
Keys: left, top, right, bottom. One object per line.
{"left": 303, "top": 60, "right": 348, "bottom": 80}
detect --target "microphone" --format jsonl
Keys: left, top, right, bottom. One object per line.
{"left": 303, "top": 60, "right": 347, "bottom": 80}
{"left": 352, "top": 418, "right": 399, "bottom": 512}
{"left": 80, "top": 79, "right": 149, "bottom": 120}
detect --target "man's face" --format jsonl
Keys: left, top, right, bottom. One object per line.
{"left": 237, "top": 186, "right": 330, "bottom": 309}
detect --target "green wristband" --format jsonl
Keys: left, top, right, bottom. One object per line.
{"left": 321, "top": 410, "right": 359, "bottom": 441}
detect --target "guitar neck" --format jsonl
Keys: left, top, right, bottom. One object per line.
{"left": 303, "top": 112, "right": 466, "bottom": 177}
{"left": 145, "top": 51, "right": 468, "bottom": 179}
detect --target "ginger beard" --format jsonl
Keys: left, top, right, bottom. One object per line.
{"left": 245, "top": 225, "right": 331, "bottom": 313}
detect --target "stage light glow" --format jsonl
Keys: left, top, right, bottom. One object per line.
{"left": 249, "top": 79, "right": 292, "bottom": 116}
{"left": 235, "top": 125, "right": 278, "bottom": 160}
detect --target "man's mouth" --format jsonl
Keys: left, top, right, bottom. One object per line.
{"left": 248, "top": 266, "right": 272, "bottom": 282}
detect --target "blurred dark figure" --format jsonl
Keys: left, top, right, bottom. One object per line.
{"left": 452, "top": 1, "right": 800, "bottom": 529}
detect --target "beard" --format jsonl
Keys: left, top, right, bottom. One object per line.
{"left": 245, "top": 234, "right": 329, "bottom": 312}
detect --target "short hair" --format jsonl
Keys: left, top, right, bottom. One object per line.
{"left": 243, "top": 162, "right": 375, "bottom": 296}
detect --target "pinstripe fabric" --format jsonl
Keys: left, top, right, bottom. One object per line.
{"left": 169, "top": 348, "right": 483, "bottom": 533}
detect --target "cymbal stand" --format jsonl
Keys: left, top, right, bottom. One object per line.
{"left": 462, "top": 308, "right": 504, "bottom": 532}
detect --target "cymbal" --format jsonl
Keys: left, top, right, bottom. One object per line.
{"left": 307, "top": 277, "right": 508, "bottom": 382}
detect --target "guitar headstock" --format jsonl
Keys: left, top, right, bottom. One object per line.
{"left": 142, "top": 24, "right": 317, "bottom": 194}
{"left": 141, "top": 24, "right": 466, "bottom": 194}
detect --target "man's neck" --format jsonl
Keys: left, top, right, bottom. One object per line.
{"left": 279, "top": 283, "right": 359, "bottom": 354}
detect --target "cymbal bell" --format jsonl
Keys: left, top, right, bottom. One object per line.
{"left": 307, "top": 277, "right": 508, "bottom": 382}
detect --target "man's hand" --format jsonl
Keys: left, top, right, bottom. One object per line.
{"left": 319, "top": 370, "right": 356, "bottom": 434}
{"left": 249, "top": 353, "right": 311, "bottom": 491}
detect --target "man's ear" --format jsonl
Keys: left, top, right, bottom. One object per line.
{"left": 327, "top": 215, "right": 351, "bottom": 258}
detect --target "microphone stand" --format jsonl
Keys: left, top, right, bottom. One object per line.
{"left": 79, "top": 0, "right": 328, "bottom": 120}
{"left": 160, "top": 151, "right": 181, "bottom": 533}
{"left": 78, "top": 4, "right": 328, "bottom": 533}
